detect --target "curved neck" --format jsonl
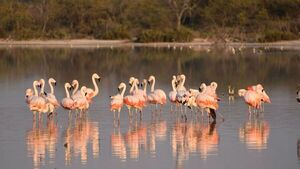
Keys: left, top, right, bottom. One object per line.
{"left": 49, "top": 80, "right": 54, "bottom": 94}
{"left": 171, "top": 80, "right": 176, "bottom": 91}
{"left": 40, "top": 81, "right": 45, "bottom": 94}
{"left": 121, "top": 86, "right": 126, "bottom": 97}
{"left": 151, "top": 78, "right": 155, "bottom": 92}
{"left": 73, "top": 82, "right": 79, "bottom": 95}
{"left": 92, "top": 76, "right": 99, "bottom": 97}
{"left": 65, "top": 85, "right": 70, "bottom": 98}
{"left": 33, "top": 82, "right": 38, "bottom": 96}
{"left": 180, "top": 76, "right": 185, "bottom": 87}
{"left": 129, "top": 83, "right": 135, "bottom": 93}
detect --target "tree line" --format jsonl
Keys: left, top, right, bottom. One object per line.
{"left": 0, "top": 0, "right": 299, "bottom": 42}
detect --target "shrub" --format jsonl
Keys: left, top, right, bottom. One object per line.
{"left": 259, "top": 29, "right": 298, "bottom": 42}
{"left": 136, "top": 28, "right": 194, "bottom": 43}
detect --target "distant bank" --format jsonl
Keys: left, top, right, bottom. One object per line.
{"left": 0, "top": 39, "right": 300, "bottom": 50}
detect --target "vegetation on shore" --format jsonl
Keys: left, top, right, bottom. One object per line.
{"left": 0, "top": 0, "right": 299, "bottom": 42}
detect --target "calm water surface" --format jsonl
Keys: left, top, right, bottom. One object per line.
{"left": 0, "top": 47, "right": 299, "bottom": 169}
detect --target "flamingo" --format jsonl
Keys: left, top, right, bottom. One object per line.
{"left": 200, "top": 82, "right": 219, "bottom": 100}
{"left": 110, "top": 82, "right": 126, "bottom": 121}
{"left": 85, "top": 73, "right": 101, "bottom": 103}
{"left": 147, "top": 75, "right": 167, "bottom": 110}
{"left": 61, "top": 82, "right": 76, "bottom": 112}
{"left": 29, "top": 81, "right": 53, "bottom": 115}
{"left": 195, "top": 91, "right": 219, "bottom": 121}
{"left": 246, "top": 84, "right": 271, "bottom": 111}
{"left": 71, "top": 80, "right": 82, "bottom": 100}
{"left": 131, "top": 78, "right": 147, "bottom": 112}
{"left": 238, "top": 89, "right": 262, "bottom": 113}
{"left": 73, "top": 86, "right": 89, "bottom": 112}
{"left": 169, "top": 76, "right": 178, "bottom": 110}
{"left": 124, "top": 81, "right": 140, "bottom": 118}
{"left": 39, "top": 78, "right": 60, "bottom": 108}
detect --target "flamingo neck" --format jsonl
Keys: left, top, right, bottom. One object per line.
{"left": 171, "top": 79, "right": 176, "bottom": 91}
{"left": 181, "top": 76, "right": 186, "bottom": 86}
{"left": 73, "top": 82, "right": 79, "bottom": 95}
{"left": 49, "top": 80, "right": 54, "bottom": 95}
{"left": 92, "top": 76, "right": 99, "bottom": 97}
{"left": 129, "top": 83, "right": 135, "bottom": 93}
{"left": 65, "top": 85, "right": 70, "bottom": 98}
{"left": 40, "top": 81, "right": 45, "bottom": 94}
{"left": 121, "top": 86, "right": 126, "bottom": 97}
{"left": 151, "top": 78, "right": 155, "bottom": 92}
{"left": 33, "top": 82, "right": 38, "bottom": 96}
{"left": 143, "top": 82, "right": 147, "bottom": 93}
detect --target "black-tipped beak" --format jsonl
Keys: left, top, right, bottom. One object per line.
{"left": 129, "top": 83, "right": 132, "bottom": 87}
{"left": 44, "top": 92, "right": 47, "bottom": 96}
{"left": 182, "top": 100, "right": 187, "bottom": 105}
{"left": 199, "top": 87, "right": 201, "bottom": 92}
{"left": 118, "top": 88, "right": 121, "bottom": 92}
{"left": 140, "top": 83, "right": 143, "bottom": 87}
{"left": 69, "top": 88, "right": 72, "bottom": 91}
{"left": 188, "top": 106, "right": 191, "bottom": 109}
{"left": 38, "top": 84, "right": 41, "bottom": 88}
{"left": 71, "top": 86, "right": 74, "bottom": 89}
{"left": 85, "top": 93, "right": 87, "bottom": 96}
{"left": 98, "top": 78, "right": 101, "bottom": 82}
{"left": 54, "top": 82, "right": 57, "bottom": 86}
{"left": 148, "top": 81, "right": 150, "bottom": 85}
{"left": 26, "top": 95, "right": 29, "bottom": 98}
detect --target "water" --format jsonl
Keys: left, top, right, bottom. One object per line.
{"left": 0, "top": 47, "right": 299, "bottom": 169}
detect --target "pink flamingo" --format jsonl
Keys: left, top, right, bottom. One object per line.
{"left": 238, "top": 88, "right": 262, "bottom": 113}
{"left": 61, "top": 82, "right": 76, "bottom": 112}
{"left": 28, "top": 81, "right": 52, "bottom": 115}
{"left": 147, "top": 75, "right": 167, "bottom": 110}
{"left": 131, "top": 78, "right": 147, "bottom": 113}
{"left": 124, "top": 82, "right": 140, "bottom": 118}
{"left": 169, "top": 76, "right": 178, "bottom": 110}
{"left": 85, "top": 73, "right": 101, "bottom": 103}
{"left": 200, "top": 82, "right": 220, "bottom": 101}
{"left": 195, "top": 92, "right": 219, "bottom": 121}
{"left": 110, "top": 82, "right": 126, "bottom": 121}
{"left": 39, "top": 78, "right": 60, "bottom": 108}
{"left": 73, "top": 86, "right": 89, "bottom": 112}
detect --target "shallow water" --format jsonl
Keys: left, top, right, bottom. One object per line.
{"left": 0, "top": 47, "right": 299, "bottom": 169}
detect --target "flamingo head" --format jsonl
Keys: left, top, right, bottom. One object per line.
{"left": 92, "top": 73, "right": 101, "bottom": 82}
{"left": 129, "top": 77, "right": 135, "bottom": 85}
{"left": 71, "top": 80, "right": 78, "bottom": 89}
{"left": 261, "top": 89, "right": 271, "bottom": 103}
{"left": 49, "top": 78, "right": 56, "bottom": 86}
{"left": 25, "top": 88, "right": 33, "bottom": 98}
{"left": 118, "top": 82, "right": 126, "bottom": 92}
{"left": 210, "top": 82, "right": 218, "bottom": 90}
{"left": 148, "top": 75, "right": 155, "bottom": 84}
{"left": 65, "top": 83, "right": 72, "bottom": 91}
{"left": 238, "top": 89, "right": 247, "bottom": 96}
{"left": 199, "top": 83, "right": 207, "bottom": 92}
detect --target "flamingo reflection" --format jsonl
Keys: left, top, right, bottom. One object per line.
{"left": 110, "top": 120, "right": 167, "bottom": 161}
{"left": 64, "top": 115, "right": 99, "bottom": 165}
{"left": 26, "top": 118, "right": 58, "bottom": 169}
{"left": 171, "top": 121, "right": 219, "bottom": 169}
{"left": 239, "top": 117, "right": 270, "bottom": 150}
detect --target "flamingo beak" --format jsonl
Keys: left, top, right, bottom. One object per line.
{"left": 25, "top": 95, "right": 29, "bottom": 98}
{"left": 44, "top": 92, "right": 47, "bottom": 96}
{"left": 98, "top": 78, "right": 101, "bottom": 82}
{"left": 54, "top": 82, "right": 57, "bottom": 86}
{"left": 69, "top": 88, "right": 72, "bottom": 91}
{"left": 129, "top": 83, "right": 132, "bottom": 87}
{"left": 118, "top": 88, "right": 121, "bottom": 92}
{"left": 147, "top": 81, "right": 150, "bottom": 85}
{"left": 85, "top": 93, "right": 87, "bottom": 96}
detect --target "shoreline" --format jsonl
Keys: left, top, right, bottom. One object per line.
{"left": 0, "top": 39, "right": 300, "bottom": 49}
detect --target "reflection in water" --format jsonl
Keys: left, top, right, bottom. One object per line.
{"left": 239, "top": 117, "right": 270, "bottom": 150}
{"left": 64, "top": 115, "right": 99, "bottom": 165}
{"left": 110, "top": 120, "right": 167, "bottom": 161}
{"left": 26, "top": 118, "right": 58, "bottom": 169}
{"left": 171, "top": 122, "right": 219, "bottom": 169}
